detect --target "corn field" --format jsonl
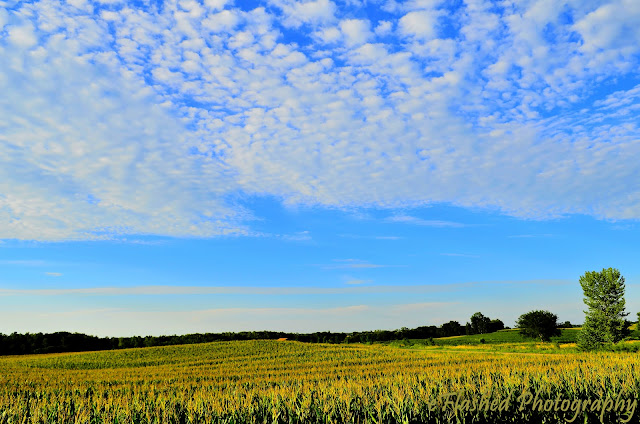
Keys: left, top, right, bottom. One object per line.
{"left": 1, "top": 340, "right": 639, "bottom": 423}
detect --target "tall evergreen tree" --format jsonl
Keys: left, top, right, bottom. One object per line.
{"left": 577, "top": 268, "right": 629, "bottom": 350}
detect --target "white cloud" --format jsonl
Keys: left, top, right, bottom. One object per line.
{"left": 281, "top": 230, "right": 312, "bottom": 241}
{"left": 573, "top": 0, "right": 640, "bottom": 55}
{"left": 339, "top": 18, "right": 372, "bottom": 47}
{"left": 314, "top": 26, "right": 341, "bottom": 43}
{"left": 398, "top": 10, "right": 439, "bottom": 40}
{"left": 344, "top": 279, "right": 371, "bottom": 285}
{"left": 0, "top": 4, "right": 247, "bottom": 240}
{"left": 0, "top": 259, "right": 49, "bottom": 266}
{"left": 322, "top": 259, "right": 389, "bottom": 269}
{"left": 45, "top": 272, "right": 63, "bottom": 277}
{"left": 7, "top": 23, "right": 38, "bottom": 47}
{"left": 374, "top": 20, "right": 392, "bottom": 36}
{"left": 0, "top": 279, "right": 575, "bottom": 297}
{"left": 202, "top": 9, "right": 240, "bottom": 32}
{"left": 440, "top": 253, "right": 479, "bottom": 258}
{"left": 66, "top": 0, "right": 88, "bottom": 8}
{"left": 387, "top": 215, "right": 466, "bottom": 228}
{"left": 405, "top": 0, "right": 442, "bottom": 9}
{"left": 204, "top": 0, "right": 231, "bottom": 11}
{"left": 2, "top": 0, "right": 640, "bottom": 242}
{"left": 339, "top": 234, "right": 403, "bottom": 240}
{"left": 0, "top": 8, "right": 8, "bottom": 31}
{"left": 270, "top": 0, "right": 336, "bottom": 28}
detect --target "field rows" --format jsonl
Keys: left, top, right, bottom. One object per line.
{"left": 1, "top": 340, "right": 639, "bottom": 423}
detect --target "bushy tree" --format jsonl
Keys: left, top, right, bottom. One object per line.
{"left": 469, "top": 312, "right": 491, "bottom": 334}
{"left": 577, "top": 268, "right": 629, "bottom": 350}
{"left": 465, "top": 322, "right": 472, "bottom": 335}
{"left": 440, "top": 321, "right": 463, "bottom": 337}
{"left": 465, "top": 313, "right": 504, "bottom": 335}
{"left": 516, "top": 310, "right": 561, "bottom": 342}
{"left": 488, "top": 319, "right": 505, "bottom": 332}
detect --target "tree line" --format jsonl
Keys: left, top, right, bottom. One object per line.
{"left": 0, "top": 313, "right": 506, "bottom": 356}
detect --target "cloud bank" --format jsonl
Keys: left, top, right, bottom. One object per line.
{"left": 2, "top": 0, "right": 640, "bottom": 240}
{"left": 0, "top": 279, "right": 572, "bottom": 296}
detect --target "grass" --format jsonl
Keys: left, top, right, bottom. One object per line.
{"left": 387, "top": 327, "right": 640, "bottom": 354}
{"left": 395, "top": 328, "right": 582, "bottom": 347}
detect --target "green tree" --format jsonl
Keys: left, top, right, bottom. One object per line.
{"left": 577, "top": 268, "right": 629, "bottom": 350}
{"left": 516, "top": 310, "right": 561, "bottom": 342}
{"left": 488, "top": 319, "right": 505, "bottom": 332}
{"left": 469, "top": 312, "right": 491, "bottom": 334}
{"left": 440, "top": 321, "right": 463, "bottom": 337}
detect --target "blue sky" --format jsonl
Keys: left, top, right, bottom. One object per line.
{"left": 1, "top": 0, "right": 640, "bottom": 336}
